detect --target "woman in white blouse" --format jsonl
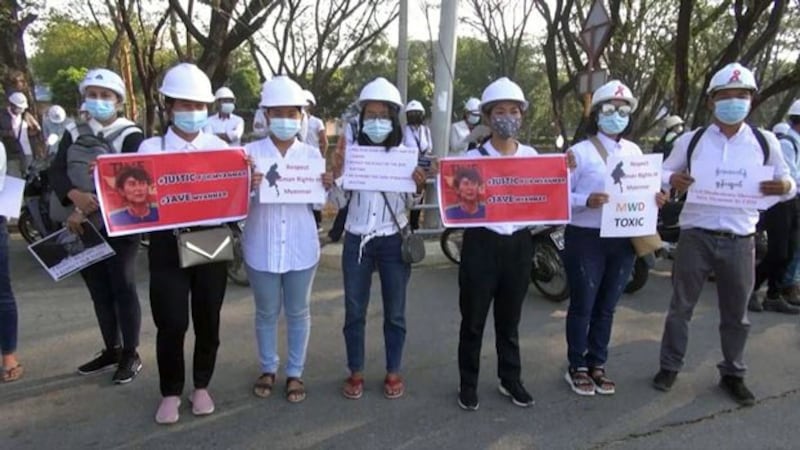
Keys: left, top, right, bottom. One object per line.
{"left": 332, "top": 77, "right": 426, "bottom": 401}
{"left": 245, "top": 76, "right": 332, "bottom": 403}
{"left": 563, "top": 80, "right": 665, "bottom": 397}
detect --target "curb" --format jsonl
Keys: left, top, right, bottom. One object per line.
{"left": 319, "top": 240, "right": 453, "bottom": 270}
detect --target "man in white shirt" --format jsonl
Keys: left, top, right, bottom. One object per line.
{"left": 776, "top": 101, "right": 800, "bottom": 306}
{"left": 653, "top": 63, "right": 797, "bottom": 406}
{"left": 0, "top": 92, "right": 42, "bottom": 177}
{"left": 203, "top": 87, "right": 244, "bottom": 147}
{"left": 402, "top": 100, "right": 432, "bottom": 230}
{"left": 449, "top": 97, "right": 489, "bottom": 155}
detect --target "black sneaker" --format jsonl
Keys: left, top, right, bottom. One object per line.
{"left": 498, "top": 379, "right": 534, "bottom": 407}
{"left": 77, "top": 348, "right": 121, "bottom": 375}
{"left": 762, "top": 296, "right": 800, "bottom": 315}
{"left": 747, "top": 292, "right": 763, "bottom": 312}
{"left": 457, "top": 386, "right": 479, "bottom": 411}
{"left": 652, "top": 369, "right": 678, "bottom": 392}
{"left": 719, "top": 375, "right": 755, "bottom": 406}
{"left": 112, "top": 352, "right": 142, "bottom": 384}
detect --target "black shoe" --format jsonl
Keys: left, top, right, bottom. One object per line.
{"left": 747, "top": 292, "right": 763, "bottom": 312}
{"left": 112, "top": 352, "right": 142, "bottom": 384}
{"left": 498, "top": 379, "right": 534, "bottom": 407}
{"left": 762, "top": 296, "right": 800, "bottom": 315}
{"left": 78, "top": 348, "right": 121, "bottom": 375}
{"left": 457, "top": 386, "right": 479, "bottom": 411}
{"left": 652, "top": 369, "right": 678, "bottom": 392}
{"left": 719, "top": 375, "right": 755, "bottom": 406}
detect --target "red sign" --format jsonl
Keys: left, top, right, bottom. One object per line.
{"left": 438, "top": 155, "right": 571, "bottom": 227}
{"left": 94, "top": 149, "right": 250, "bottom": 236}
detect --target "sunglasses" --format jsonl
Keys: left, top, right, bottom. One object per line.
{"left": 599, "top": 104, "right": 633, "bottom": 117}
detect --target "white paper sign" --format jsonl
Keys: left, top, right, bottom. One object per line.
{"left": 27, "top": 223, "right": 115, "bottom": 281}
{"left": 256, "top": 158, "right": 326, "bottom": 204}
{"left": 0, "top": 176, "right": 25, "bottom": 219}
{"left": 604, "top": 154, "right": 662, "bottom": 195}
{"left": 687, "top": 163, "right": 776, "bottom": 210}
{"left": 343, "top": 145, "right": 417, "bottom": 193}
{"left": 601, "top": 193, "right": 659, "bottom": 237}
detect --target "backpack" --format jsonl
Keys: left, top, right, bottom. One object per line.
{"left": 776, "top": 134, "right": 799, "bottom": 165}
{"left": 49, "top": 123, "right": 140, "bottom": 223}
{"left": 686, "top": 124, "right": 769, "bottom": 171}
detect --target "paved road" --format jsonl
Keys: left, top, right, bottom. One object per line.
{"left": 2, "top": 233, "right": 799, "bottom": 449}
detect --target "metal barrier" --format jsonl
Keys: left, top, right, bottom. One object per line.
{"left": 410, "top": 177, "right": 446, "bottom": 237}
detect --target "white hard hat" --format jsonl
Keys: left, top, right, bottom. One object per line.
{"left": 48, "top": 105, "right": 67, "bottom": 124}
{"left": 159, "top": 63, "right": 215, "bottom": 103}
{"left": 788, "top": 99, "right": 800, "bottom": 116}
{"left": 464, "top": 97, "right": 481, "bottom": 113}
{"left": 80, "top": 68, "right": 126, "bottom": 101}
{"left": 406, "top": 100, "right": 424, "bottom": 113}
{"left": 8, "top": 92, "right": 28, "bottom": 109}
{"left": 591, "top": 80, "right": 638, "bottom": 112}
{"left": 480, "top": 77, "right": 528, "bottom": 112}
{"left": 663, "top": 115, "right": 684, "bottom": 129}
{"left": 358, "top": 77, "right": 403, "bottom": 109}
{"left": 214, "top": 87, "right": 235, "bottom": 100}
{"left": 259, "top": 75, "right": 306, "bottom": 108}
{"left": 707, "top": 62, "right": 758, "bottom": 94}
{"left": 773, "top": 122, "right": 790, "bottom": 135}
{"left": 303, "top": 89, "right": 317, "bottom": 106}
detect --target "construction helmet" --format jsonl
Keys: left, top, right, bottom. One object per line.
{"left": 663, "top": 115, "right": 684, "bottom": 130}
{"left": 159, "top": 63, "right": 215, "bottom": 103}
{"left": 260, "top": 76, "right": 307, "bottom": 108}
{"left": 464, "top": 97, "right": 481, "bottom": 113}
{"left": 47, "top": 105, "right": 67, "bottom": 124}
{"left": 591, "top": 80, "right": 638, "bottom": 112}
{"left": 214, "top": 87, "right": 235, "bottom": 101}
{"left": 80, "top": 68, "right": 126, "bottom": 101}
{"left": 8, "top": 92, "right": 28, "bottom": 109}
{"left": 788, "top": 99, "right": 800, "bottom": 117}
{"left": 480, "top": 77, "right": 528, "bottom": 112}
{"left": 707, "top": 62, "right": 758, "bottom": 94}
{"left": 773, "top": 122, "right": 790, "bottom": 136}
{"left": 358, "top": 77, "right": 403, "bottom": 109}
{"left": 303, "top": 89, "right": 317, "bottom": 106}
{"left": 406, "top": 100, "right": 425, "bottom": 114}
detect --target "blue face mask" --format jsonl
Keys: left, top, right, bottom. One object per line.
{"left": 85, "top": 99, "right": 117, "bottom": 121}
{"left": 220, "top": 103, "right": 235, "bottom": 115}
{"left": 714, "top": 98, "right": 750, "bottom": 125}
{"left": 173, "top": 110, "right": 208, "bottom": 134}
{"left": 270, "top": 118, "right": 301, "bottom": 141}
{"left": 597, "top": 112, "right": 630, "bottom": 136}
{"left": 362, "top": 119, "right": 393, "bottom": 144}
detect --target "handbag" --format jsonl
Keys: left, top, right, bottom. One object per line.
{"left": 380, "top": 192, "right": 425, "bottom": 264}
{"left": 588, "top": 136, "right": 662, "bottom": 256}
{"left": 176, "top": 226, "right": 234, "bottom": 268}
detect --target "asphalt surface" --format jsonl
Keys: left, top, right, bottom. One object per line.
{"left": 2, "top": 232, "right": 799, "bottom": 450}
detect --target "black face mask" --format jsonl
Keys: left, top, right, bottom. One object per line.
{"left": 406, "top": 113, "right": 424, "bottom": 125}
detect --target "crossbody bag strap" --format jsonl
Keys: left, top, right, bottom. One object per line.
{"left": 380, "top": 191, "right": 406, "bottom": 235}
{"left": 588, "top": 135, "right": 608, "bottom": 162}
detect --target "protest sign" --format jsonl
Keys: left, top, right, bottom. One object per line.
{"left": 438, "top": 155, "right": 570, "bottom": 228}
{"left": 95, "top": 149, "right": 250, "bottom": 236}
{"left": 343, "top": 145, "right": 417, "bottom": 192}
{"left": 0, "top": 176, "right": 24, "bottom": 219}
{"left": 601, "top": 154, "right": 662, "bottom": 237}
{"left": 257, "top": 158, "right": 326, "bottom": 204}
{"left": 687, "top": 162, "right": 776, "bottom": 210}
{"left": 28, "top": 223, "right": 115, "bottom": 281}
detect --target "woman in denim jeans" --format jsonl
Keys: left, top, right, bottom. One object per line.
{"left": 1, "top": 142, "right": 23, "bottom": 382}
{"left": 331, "top": 78, "right": 426, "bottom": 400}
{"left": 244, "top": 76, "right": 333, "bottom": 403}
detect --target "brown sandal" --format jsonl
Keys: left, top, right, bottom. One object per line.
{"left": 564, "top": 369, "right": 595, "bottom": 396}
{"left": 589, "top": 368, "right": 616, "bottom": 395}
{"left": 383, "top": 374, "right": 405, "bottom": 399}
{"left": 286, "top": 377, "right": 306, "bottom": 403}
{"left": 253, "top": 373, "right": 276, "bottom": 398}
{"left": 342, "top": 374, "right": 364, "bottom": 400}
{"left": 2, "top": 364, "right": 23, "bottom": 382}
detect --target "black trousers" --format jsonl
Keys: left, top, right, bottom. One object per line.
{"left": 328, "top": 207, "right": 348, "bottom": 242}
{"left": 458, "top": 227, "right": 532, "bottom": 389}
{"left": 79, "top": 233, "right": 141, "bottom": 353}
{"left": 148, "top": 231, "right": 228, "bottom": 396}
{"left": 755, "top": 199, "right": 798, "bottom": 296}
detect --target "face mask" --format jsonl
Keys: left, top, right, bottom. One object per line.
{"left": 714, "top": 98, "right": 750, "bottom": 125}
{"left": 220, "top": 103, "right": 235, "bottom": 115}
{"left": 85, "top": 99, "right": 117, "bottom": 121}
{"left": 597, "top": 112, "right": 630, "bottom": 135}
{"left": 362, "top": 119, "right": 393, "bottom": 143}
{"left": 490, "top": 115, "right": 522, "bottom": 139}
{"left": 466, "top": 114, "right": 480, "bottom": 125}
{"left": 270, "top": 118, "right": 301, "bottom": 141}
{"left": 173, "top": 110, "right": 208, "bottom": 134}
{"left": 407, "top": 113, "right": 424, "bottom": 125}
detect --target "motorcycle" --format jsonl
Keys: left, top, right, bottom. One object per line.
{"left": 227, "top": 220, "right": 249, "bottom": 286}
{"left": 18, "top": 158, "right": 59, "bottom": 244}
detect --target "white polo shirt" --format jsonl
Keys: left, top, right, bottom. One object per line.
{"left": 203, "top": 113, "right": 244, "bottom": 146}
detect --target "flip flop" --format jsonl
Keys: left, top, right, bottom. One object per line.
{"left": 342, "top": 375, "right": 364, "bottom": 400}
{"left": 3, "top": 364, "right": 23, "bottom": 382}
{"left": 384, "top": 374, "right": 405, "bottom": 399}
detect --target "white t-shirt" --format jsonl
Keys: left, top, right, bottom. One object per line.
{"left": 305, "top": 115, "right": 325, "bottom": 149}
{"left": 402, "top": 124, "right": 432, "bottom": 155}
{"left": 203, "top": 113, "right": 245, "bottom": 146}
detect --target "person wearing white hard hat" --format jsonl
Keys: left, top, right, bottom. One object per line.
{"left": 455, "top": 77, "right": 538, "bottom": 411}
{"left": 302, "top": 89, "right": 328, "bottom": 230}
{"left": 777, "top": 100, "right": 800, "bottom": 306}
{"left": 49, "top": 67, "right": 145, "bottom": 386}
{"left": 43, "top": 105, "right": 69, "bottom": 155}
{"left": 0, "top": 91, "right": 42, "bottom": 177}
{"left": 653, "top": 115, "right": 685, "bottom": 160}
{"left": 402, "top": 99, "right": 432, "bottom": 230}
{"left": 0, "top": 139, "right": 24, "bottom": 382}
{"left": 654, "top": 63, "right": 796, "bottom": 406}
{"left": 330, "top": 77, "right": 426, "bottom": 401}
{"left": 244, "top": 76, "right": 333, "bottom": 403}
{"left": 138, "top": 63, "right": 231, "bottom": 425}
{"left": 562, "top": 79, "right": 666, "bottom": 397}
{"left": 449, "top": 97, "right": 489, "bottom": 155}
{"left": 203, "top": 87, "right": 244, "bottom": 146}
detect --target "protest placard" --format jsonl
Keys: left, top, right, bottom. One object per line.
{"left": 343, "top": 145, "right": 418, "bottom": 192}
{"left": 257, "top": 158, "right": 326, "bottom": 204}
{"left": 601, "top": 154, "right": 662, "bottom": 237}
{"left": 687, "top": 162, "right": 776, "bottom": 210}
{"left": 28, "top": 223, "right": 115, "bottom": 281}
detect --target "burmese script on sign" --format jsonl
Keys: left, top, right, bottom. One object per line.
{"left": 687, "top": 162, "right": 777, "bottom": 210}
{"left": 256, "top": 158, "right": 326, "bottom": 204}
{"left": 342, "top": 145, "right": 418, "bottom": 193}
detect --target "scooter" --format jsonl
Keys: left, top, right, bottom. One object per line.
{"left": 18, "top": 158, "right": 59, "bottom": 244}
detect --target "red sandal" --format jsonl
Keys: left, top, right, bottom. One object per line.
{"left": 384, "top": 374, "right": 405, "bottom": 399}
{"left": 342, "top": 374, "right": 364, "bottom": 400}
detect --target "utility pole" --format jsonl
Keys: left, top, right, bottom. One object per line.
{"left": 424, "top": 0, "right": 458, "bottom": 230}
{"left": 396, "top": 0, "right": 409, "bottom": 106}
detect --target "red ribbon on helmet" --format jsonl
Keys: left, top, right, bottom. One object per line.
{"left": 729, "top": 69, "right": 741, "bottom": 83}
{"left": 614, "top": 85, "right": 625, "bottom": 96}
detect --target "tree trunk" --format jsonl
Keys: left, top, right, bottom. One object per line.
{"left": 673, "top": 0, "right": 692, "bottom": 116}
{"left": 0, "top": 1, "right": 38, "bottom": 117}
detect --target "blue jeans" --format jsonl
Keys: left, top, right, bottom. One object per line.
{"left": 563, "top": 226, "right": 635, "bottom": 370}
{"left": 342, "top": 232, "right": 410, "bottom": 373}
{"left": 0, "top": 217, "right": 18, "bottom": 355}
{"left": 246, "top": 264, "right": 316, "bottom": 378}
